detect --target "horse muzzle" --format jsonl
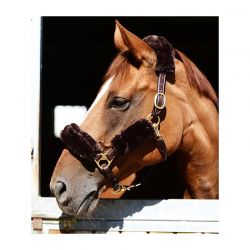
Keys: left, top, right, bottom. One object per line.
{"left": 50, "top": 163, "right": 104, "bottom": 218}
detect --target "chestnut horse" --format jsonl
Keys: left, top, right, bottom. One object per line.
{"left": 50, "top": 21, "right": 218, "bottom": 218}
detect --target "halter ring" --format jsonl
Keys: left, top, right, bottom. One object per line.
{"left": 95, "top": 153, "right": 113, "bottom": 170}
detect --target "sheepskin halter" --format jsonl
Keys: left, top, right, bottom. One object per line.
{"left": 60, "top": 35, "right": 175, "bottom": 193}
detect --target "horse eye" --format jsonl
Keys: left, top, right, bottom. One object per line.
{"left": 109, "top": 97, "right": 130, "bottom": 110}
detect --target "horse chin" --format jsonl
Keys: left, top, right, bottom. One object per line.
{"left": 56, "top": 190, "right": 101, "bottom": 219}
{"left": 72, "top": 189, "right": 100, "bottom": 218}
{"left": 75, "top": 186, "right": 108, "bottom": 218}
{"left": 75, "top": 196, "right": 99, "bottom": 219}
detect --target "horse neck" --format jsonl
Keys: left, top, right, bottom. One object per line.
{"left": 177, "top": 77, "right": 218, "bottom": 158}
{"left": 173, "top": 75, "right": 218, "bottom": 198}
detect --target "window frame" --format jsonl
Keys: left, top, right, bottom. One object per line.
{"left": 31, "top": 17, "right": 219, "bottom": 234}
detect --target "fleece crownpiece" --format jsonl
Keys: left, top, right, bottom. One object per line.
{"left": 143, "top": 35, "right": 175, "bottom": 77}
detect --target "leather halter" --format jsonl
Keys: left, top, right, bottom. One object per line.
{"left": 60, "top": 35, "right": 175, "bottom": 193}
{"left": 95, "top": 72, "right": 170, "bottom": 192}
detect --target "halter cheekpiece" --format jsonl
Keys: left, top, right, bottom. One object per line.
{"left": 60, "top": 35, "right": 175, "bottom": 193}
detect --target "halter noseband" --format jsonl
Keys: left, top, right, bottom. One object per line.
{"left": 60, "top": 35, "right": 175, "bottom": 193}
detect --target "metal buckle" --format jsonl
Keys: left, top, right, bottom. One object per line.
{"left": 154, "top": 93, "right": 166, "bottom": 110}
{"left": 111, "top": 184, "right": 123, "bottom": 194}
{"left": 111, "top": 183, "right": 142, "bottom": 194}
{"left": 94, "top": 153, "right": 113, "bottom": 170}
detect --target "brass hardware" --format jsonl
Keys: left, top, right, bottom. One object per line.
{"left": 147, "top": 114, "right": 161, "bottom": 137}
{"left": 154, "top": 93, "right": 166, "bottom": 110}
{"left": 111, "top": 184, "right": 123, "bottom": 194}
{"left": 111, "top": 183, "right": 142, "bottom": 194}
{"left": 125, "top": 183, "right": 141, "bottom": 191}
{"left": 95, "top": 153, "right": 113, "bottom": 169}
{"left": 152, "top": 123, "right": 161, "bottom": 137}
{"left": 147, "top": 114, "right": 160, "bottom": 127}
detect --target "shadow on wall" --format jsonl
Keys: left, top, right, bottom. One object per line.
{"left": 58, "top": 199, "right": 161, "bottom": 233}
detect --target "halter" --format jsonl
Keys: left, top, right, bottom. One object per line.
{"left": 60, "top": 35, "right": 175, "bottom": 193}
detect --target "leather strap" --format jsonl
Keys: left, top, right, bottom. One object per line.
{"left": 99, "top": 163, "right": 121, "bottom": 191}
{"left": 153, "top": 73, "right": 167, "bottom": 116}
{"left": 93, "top": 72, "right": 169, "bottom": 189}
{"left": 106, "top": 148, "right": 117, "bottom": 162}
{"left": 155, "top": 135, "right": 167, "bottom": 161}
{"left": 152, "top": 73, "right": 168, "bottom": 162}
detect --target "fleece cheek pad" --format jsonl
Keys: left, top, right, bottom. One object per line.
{"left": 60, "top": 123, "right": 102, "bottom": 172}
{"left": 111, "top": 119, "right": 156, "bottom": 155}
{"left": 60, "top": 119, "right": 156, "bottom": 172}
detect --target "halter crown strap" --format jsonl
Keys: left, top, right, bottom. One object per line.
{"left": 143, "top": 35, "right": 175, "bottom": 162}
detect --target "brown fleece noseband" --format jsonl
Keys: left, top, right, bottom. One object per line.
{"left": 60, "top": 35, "right": 175, "bottom": 193}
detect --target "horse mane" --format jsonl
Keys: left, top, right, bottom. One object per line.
{"left": 104, "top": 49, "right": 218, "bottom": 108}
{"left": 175, "top": 49, "right": 218, "bottom": 108}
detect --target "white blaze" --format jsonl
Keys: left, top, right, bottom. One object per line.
{"left": 82, "top": 76, "right": 114, "bottom": 122}
{"left": 53, "top": 77, "right": 114, "bottom": 138}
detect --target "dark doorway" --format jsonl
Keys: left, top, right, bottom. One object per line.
{"left": 40, "top": 16, "right": 218, "bottom": 197}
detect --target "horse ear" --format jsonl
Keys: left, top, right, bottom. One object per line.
{"left": 114, "top": 20, "right": 155, "bottom": 65}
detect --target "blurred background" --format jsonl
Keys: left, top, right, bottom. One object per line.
{"left": 40, "top": 17, "right": 218, "bottom": 197}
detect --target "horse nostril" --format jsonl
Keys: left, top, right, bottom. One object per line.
{"left": 54, "top": 181, "right": 67, "bottom": 199}
{"left": 53, "top": 181, "right": 71, "bottom": 207}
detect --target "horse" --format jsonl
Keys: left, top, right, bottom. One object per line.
{"left": 50, "top": 20, "right": 218, "bottom": 218}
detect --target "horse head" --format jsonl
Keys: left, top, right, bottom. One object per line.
{"left": 50, "top": 20, "right": 218, "bottom": 218}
